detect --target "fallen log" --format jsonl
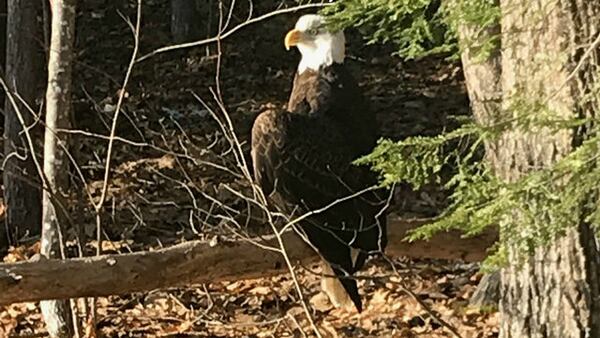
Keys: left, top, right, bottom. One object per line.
{"left": 0, "top": 216, "right": 497, "bottom": 305}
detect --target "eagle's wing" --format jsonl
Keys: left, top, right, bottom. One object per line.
{"left": 251, "top": 109, "right": 387, "bottom": 252}
{"left": 251, "top": 108, "right": 387, "bottom": 313}
{"left": 251, "top": 110, "right": 281, "bottom": 198}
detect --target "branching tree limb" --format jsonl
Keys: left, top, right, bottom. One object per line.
{"left": 137, "top": 2, "right": 332, "bottom": 62}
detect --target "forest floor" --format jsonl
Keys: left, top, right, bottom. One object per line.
{"left": 1, "top": 0, "right": 498, "bottom": 337}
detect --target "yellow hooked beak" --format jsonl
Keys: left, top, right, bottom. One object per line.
{"left": 284, "top": 29, "right": 303, "bottom": 51}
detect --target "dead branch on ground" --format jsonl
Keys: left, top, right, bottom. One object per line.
{"left": 0, "top": 217, "right": 496, "bottom": 306}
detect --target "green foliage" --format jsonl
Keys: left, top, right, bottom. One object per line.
{"left": 322, "top": 0, "right": 453, "bottom": 59}
{"left": 325, "top": 0, "right": 600, "bottom": 269}
{"left": 355, "top": 125, "right": 481, "bottom": 188}
{"left": 321, "top": 0, "right": 500, "bottom": 59}
{"left": 359, "top": 114, "right": 600, "bottom": 267}
{"left": 443, "top": 0, "right": 501, "bottom": 60}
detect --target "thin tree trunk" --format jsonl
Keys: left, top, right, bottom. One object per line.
{"left": 495, "top": 1, "right": 600, "bottom": 336}
{"left": 0, "top": 1, "right": 7, "bottom": 103}
{"left": 0, "top": 0, "right": 8, "bottom": 252}
{"left": 39, "top": 1, "right": 77, "bottom": 337}
{"left": 2, "top": 0, "right": 43, "bottom": 252}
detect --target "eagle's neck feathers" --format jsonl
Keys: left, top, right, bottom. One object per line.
{"left": 297, "top": 32, "right": 345, "bottom": 73}
{"left": 298, "top": 47, "right": 343, "bottom": 73}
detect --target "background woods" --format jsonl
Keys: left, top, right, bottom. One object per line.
{"left": 2, "top": 0, "right": 44, "bottom": 251}
{"left": 1, "top": 0, "right": 598, "bottom": 337}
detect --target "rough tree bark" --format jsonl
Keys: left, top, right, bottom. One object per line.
{"left": 170, "top": 0, "right": 201, "bottom": 43}
{"left": 2, "top": 0, "right": 44, "bottom": 252}
{"left": 456, "top": 0, "right": 503, "bottom": 309}
{"left": 492, "top": 1, "right": 599, "bottom": 336}
{"left": 39, "top": 0, "right": 77, "bottom": 337}
{"left": 0, "top": 217, "right": 497, "bottom": 305}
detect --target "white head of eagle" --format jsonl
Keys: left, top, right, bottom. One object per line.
{"left": 284, "top": 14, "right": 345, "bottom": 73}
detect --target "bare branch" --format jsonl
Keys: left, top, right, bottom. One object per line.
{"left": 137, "top": 2, "right": 332, "bottom": 62}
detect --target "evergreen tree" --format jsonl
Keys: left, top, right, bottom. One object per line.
{"left": 324, "top": 1, "right": 600, "bottom": 336}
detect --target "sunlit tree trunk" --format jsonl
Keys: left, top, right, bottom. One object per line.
{"left": 461, "top": 0, "right": 600, "bottom": 336}
{"left": 455, "top": 0, "right": 503, "bottom": 309}
{"left": 498, "top": 0, "right": 600, "bottom": 336}
{"left": 459, "top": 0, "right": 600, "bottom": 334}
{"left": 2, "top": 0, "right": 44, "bottom": 251}
{"left": 39, "top": 0, "right": 77, "bottom": 337}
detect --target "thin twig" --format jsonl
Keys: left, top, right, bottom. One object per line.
{"left": 200, "top": 2, "right": 324, "bottom": 334}
{"left": 544, "top": 31, "right": 600, "bottom": 105}
{"left": 90, "top": 0, "right": 143, "bottom": 331}
{"left": 137, "top": 2, "right": 331, "bottom": 62}
{"left": 383, "top": 255, "right": 464, "bottom": 338}
{"left": 93, "top": 0, "right": 143, "bottom": 241}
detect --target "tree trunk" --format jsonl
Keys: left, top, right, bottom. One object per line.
{"left": 0, "top": 0, "right": 7, "bottom": 105}
{"left": 2, "top": 0, "right": 44, "bottom": 252}
{"left": 170, "top": 0, "right": 200, "bottom": 43}
{"left": 459, "top": 0, "right": 600, "bottom": 334}
{"left": 0, "top": 0, "right": 8, "bottom": 252}
{"left": 496, "top": 1, "right": 600, "bottom": 336}
{"left": 469, "top": 271, "right": 500, "bottom": 309}
{"left": 456, "top": 0, "right": 503, "bottom": 309}
{"left": 39, "top": 1, "right": 77, "bottom": 337}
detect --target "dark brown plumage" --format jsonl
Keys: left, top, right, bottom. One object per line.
{"left": 251, "top": 13, "right": 387, "bottom": 312}
{"left": 251, "top": 63, "right": 388, "bottom": 312}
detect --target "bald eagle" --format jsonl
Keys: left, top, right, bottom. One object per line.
{"left": 251, "top": 14, "right": 387, "bottom": 312}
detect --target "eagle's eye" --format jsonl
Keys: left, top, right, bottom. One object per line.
{"left": 307, "top": 28, "right": 319, "bottom": 36}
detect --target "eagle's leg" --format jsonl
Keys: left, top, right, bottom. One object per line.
{"left": 320, "top": 261, "right": 355, "bottom": 310}
{"left": 320, "top": 248, "right": 362, "bottom": 312}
